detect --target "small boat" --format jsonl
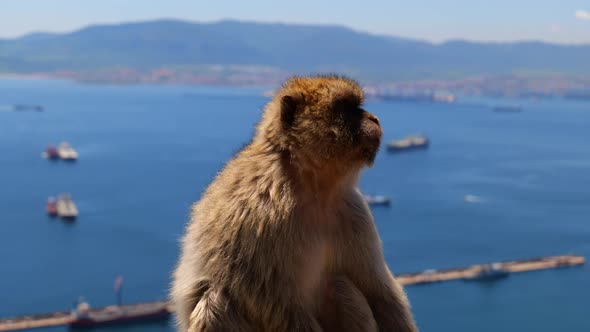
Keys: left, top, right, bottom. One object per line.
{"left": 43, "top": 144, "right": 60, "bottom": 160}
{"left": 492, "top": 106, "right": 522, "bottom": 113}
{"left": 463, "top": 263, "right": 509, "bottom": 281}
{"left": 57, "top": 142, "right": 78, "bottom": 161}
{"left": 387, "top": 135, "right": 429, "bottom": 152}
{"left": 421, "top": 269, "right": 437, "bottom": 276}
{"left": 464, "top": 194, "right": 483, "bottom": 203}
{"left": 364, "top": 195, "right": 391, "bottom": 206}
{"left": 13, "top": 104, "right": 43, "bottom": 112}
{"left": 46, "top": 197, "right": 58, "bottom": 217}
{"left": 56, "top": 193, "right": 79, "bottom": 221}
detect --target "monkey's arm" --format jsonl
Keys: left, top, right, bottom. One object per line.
{"left": 364, "top": 267, "right": 418, "bottom": 332}
{"left": 343, "top": 193, "right": 418, "bottom": 332}
{"left": 178, "top": 247, "right": 323, "bottom": 332}
{"left": 319, "top": 275, "right": 377, "bottom": 332}
{"left": 180, "top": 246, "right": 323, "bottom": 332}
{"left": 359, "top": 245, "right": 418, "bottom": 331}
{"left": 187, "top": 281, "right": 255, "bottom": 332}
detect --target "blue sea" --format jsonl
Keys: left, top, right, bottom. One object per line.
{"left": 1, "top": 78, "right": 589, "bottom": 332}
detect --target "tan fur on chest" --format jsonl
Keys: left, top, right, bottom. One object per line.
{"left": 298, "top": 239, "right": 330, "bottom": 308}
{"left": 295, "top": 205, "right": 344, "bottom": 309}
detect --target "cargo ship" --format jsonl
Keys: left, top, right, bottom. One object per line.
{"left": 57, "top": 142, "right": 78, "bottom": 161}
{"left": 364, "top": 195, "right": 391, "bottom": 206}
{"left": 69, "top": 301, "right": 171, "bottom": 329}
{"left": 55, "top": 193, "right": 78, "bottom": 221}
{"left": 69, "top": 277, "right": 170, "bottom": 329}
{"left": 387, "top": 135, "right": 429, "bottom": 152}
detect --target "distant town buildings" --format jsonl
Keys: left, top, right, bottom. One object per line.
{"left": 18, "top": 67, "right": 590, "bottom": 100}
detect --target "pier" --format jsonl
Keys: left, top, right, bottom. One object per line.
{"left": 0, "top": 255, "right": 584, "bottom": 331}
{"left": 396, "top": 255, "right": 585, "bottom": 285}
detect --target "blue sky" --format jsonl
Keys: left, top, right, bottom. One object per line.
{"left": 2, "top": 0, "right": 589, "bottom": 43}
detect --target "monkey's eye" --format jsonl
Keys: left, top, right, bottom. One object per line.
{"left": 334, "top": 98, "right": 361, "bottom": 114}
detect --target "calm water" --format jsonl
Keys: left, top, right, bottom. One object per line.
{"left": 1, "top": 78, "right": 589, "bottom": 331}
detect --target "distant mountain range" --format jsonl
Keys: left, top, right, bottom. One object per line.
{"left": 1, "top": 19, "right": 590, "bottom": 81}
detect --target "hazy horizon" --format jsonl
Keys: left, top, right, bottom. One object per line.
{"left": 2, "top": 0, "right": 589, "bottom": 44}
{"left": 3, "top": 17, "right": 590, "bottom": 46}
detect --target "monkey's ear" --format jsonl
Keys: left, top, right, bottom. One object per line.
{"left": 280, "top": 95, "right": 299, "bottom": 128}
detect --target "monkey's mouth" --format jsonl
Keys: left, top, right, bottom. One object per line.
{"left": 363, "top": 133, "right": 381, "bottom": 150}
{"left": 354, "top": 132, "right": 380, "bottom": 164}
{"left": 360, "top": 120, "right": 381, "bottom": 149}
{"left": 361, "top": 141, "right": 380, "bottom": 165}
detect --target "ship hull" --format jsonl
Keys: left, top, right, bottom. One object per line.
{"left": 60, "top": 215, "right": 77, "bottom": 222}
{"left": 387, "top": 143, "right": 429, "bottom": 152}
{"left": 69, "top": 309, "right": 170, "bottom": 329}
{"left": 463, "top": 271, "right": 509, "bottom": 282}
{"left": 368, "top": 201, "right": 391, "bottom": 207}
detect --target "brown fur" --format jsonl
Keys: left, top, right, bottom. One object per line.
{"left": 318, "top": 275, "right": 377, "bottom": 331}
{"left": 172, "top": 75, "right": 418, "bottom": 331}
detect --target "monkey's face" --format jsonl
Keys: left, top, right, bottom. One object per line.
{"left": 278, "top": 77, "right": 382, "bottom": 167}
{"left": 325, "top": 97, "right": 382, "bottom": 165}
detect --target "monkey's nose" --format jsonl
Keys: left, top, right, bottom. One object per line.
{"left": 367, "top": 114, "right": 380, "bottom": 126}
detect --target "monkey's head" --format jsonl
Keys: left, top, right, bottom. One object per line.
{"left": 258, "top": 75, "right": 382, "bottom": 173}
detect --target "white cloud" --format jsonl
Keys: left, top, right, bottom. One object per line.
{"left": 575, "top": 10, "right": 590, "bottom": 21}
